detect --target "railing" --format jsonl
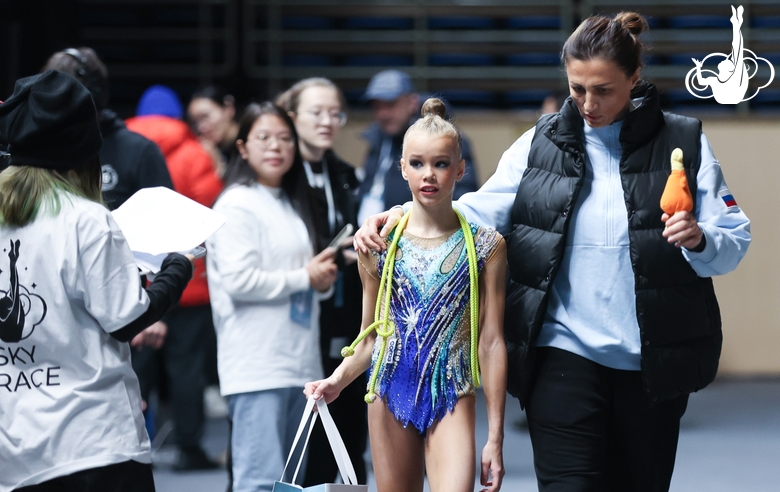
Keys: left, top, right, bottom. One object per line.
{"left": 74, "top": 0, "right": 780, "bottom": 113}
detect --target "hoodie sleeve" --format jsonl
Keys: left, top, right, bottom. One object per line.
{"left": 682, "top": 132, "right": 751, "bottom": 277}
{"left": 454, "top": 127, "right": 535, "bottom": 235}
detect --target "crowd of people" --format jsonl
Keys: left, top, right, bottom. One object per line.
{"left": 0, "top": 9, "right": 751, "bottom": 492}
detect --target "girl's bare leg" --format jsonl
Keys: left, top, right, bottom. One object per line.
{"left": 368, "top": 400, "right": 425, "bottom": 492}
{"left": 425, "top": 395, "right": 477, "bottom": 492}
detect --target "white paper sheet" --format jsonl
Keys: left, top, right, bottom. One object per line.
{"left": 112, "top": 187, "right": 226, "bottom": 272}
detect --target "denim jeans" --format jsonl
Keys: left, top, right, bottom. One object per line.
{"left": 227, "top": 387, "right": 308, "bottom": 492}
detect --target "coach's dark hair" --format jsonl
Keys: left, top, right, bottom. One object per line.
{"left": 561, "top": 12, "right": 649, "bottom": 77}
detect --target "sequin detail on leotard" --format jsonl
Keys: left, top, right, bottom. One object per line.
{"left": 369, "top": 225, "right": 500, "bottom": 433}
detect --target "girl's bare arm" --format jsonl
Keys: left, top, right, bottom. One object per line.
{"left": 478, "top": 238, "right": 508, "bottom": 492}
{"left": 305, "top": 254, "right": 381, "bottom": 403}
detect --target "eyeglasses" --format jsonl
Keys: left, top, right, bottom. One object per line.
{"left": 300, "top": 109, "right": 347, "bottom": 127}
{"left": 248, "top": 133, "right": 296, "bottom": 149}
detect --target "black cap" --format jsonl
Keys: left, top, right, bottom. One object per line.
{"left": 0, "top": 70, "right": 102, "bottom": 170}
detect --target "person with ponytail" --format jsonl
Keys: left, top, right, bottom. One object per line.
{"left": 276, "top": 77, "right": 368, "bottom": 488}
{"left": 355, "top": 12, "right": 751, "bottom": 491}
{"left": 306, "top": 98, "right": 507, "bottom": 492}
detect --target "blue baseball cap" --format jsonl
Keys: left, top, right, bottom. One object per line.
{"left": 363, "top": 70, "right": 415, "bottom": 102}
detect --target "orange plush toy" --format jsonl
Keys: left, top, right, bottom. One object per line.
{"left": 660, "top": 148, "right": 693, "bottom": 215}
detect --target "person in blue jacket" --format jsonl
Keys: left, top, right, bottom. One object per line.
{"left": 355, "top": 12, "right": 751, "bottom": 492}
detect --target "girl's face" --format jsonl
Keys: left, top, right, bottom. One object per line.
{"left": 291, "top": 86, "right": 343, "bottom": 155}
{"left": 237, "top": 114, "right": 296, "bottom": 188}
{"left": 565, "top": 57, "right": 639, "bottom": 128}
{"left": 401, "top": 132, "right": 464, "bottom": 208}
{"left": 188, "top": 97, "right": 235, "bottom": 146}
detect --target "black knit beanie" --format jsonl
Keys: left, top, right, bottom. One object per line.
{"left": 0, "top": 70, "right": 102, "bottom": 170}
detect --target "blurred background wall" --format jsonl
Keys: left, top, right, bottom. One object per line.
{"left": 2, "top": 0, "right": 778, "bottom": 375}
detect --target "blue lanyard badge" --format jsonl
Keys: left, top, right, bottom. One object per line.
{"left": 289, "top": 288, "right": 314, "bottom": 328}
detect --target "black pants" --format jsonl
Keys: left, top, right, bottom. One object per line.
{"left": 16, "top": 460, "right": 155, "bottom": 492}
{"left": 525, "top": 347, "right": 689, "bottom": 492}
{"left": 132, "top": 304, "right": 217, "bottom": 447}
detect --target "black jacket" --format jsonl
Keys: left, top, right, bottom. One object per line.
{"left": 504, "top": 82, "right": 722, "bottom": 405}
{"left": 309, "top": 149, "right": 360, "bottom": 252}
{"left": 307, "top": 150, "right": 363, "bottom": 346}
{"left": 98, "top": 109, "right": 173, "bottom": 210}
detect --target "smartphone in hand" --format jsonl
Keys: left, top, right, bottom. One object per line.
{"left": 328, "top": 224, "right": 354, "bottom": 251}
{"left": 187, "top": 246, "right": 207, "bottom": 259}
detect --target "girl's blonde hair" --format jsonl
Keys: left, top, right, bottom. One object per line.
{"left": 0, "top": 156, "right": 104, "bottom": 227}
{"left": 402, "top": 98, "right": 462, "bottom": 159}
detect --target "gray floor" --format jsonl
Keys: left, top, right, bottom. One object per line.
{"left": 152, "top": 378, "right": 780, "bottom": 491}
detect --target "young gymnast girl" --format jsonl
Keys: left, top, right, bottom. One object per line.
{"left": 305, "top": 98, "right": 507, "bottom": 492}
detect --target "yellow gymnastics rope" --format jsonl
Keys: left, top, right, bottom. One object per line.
{"left": 341, "top": 209, "right": 481, "bottom": 404}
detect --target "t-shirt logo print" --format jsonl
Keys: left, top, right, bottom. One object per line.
{"left": 0, "top": 240, "right": 47, "bottom": 343}
{"left": 101, "top": 164, "right": 119, "bottom": 191}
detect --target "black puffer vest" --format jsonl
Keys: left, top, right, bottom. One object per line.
{"left": 504, "top": 82, "right": 722, "bottom": 405}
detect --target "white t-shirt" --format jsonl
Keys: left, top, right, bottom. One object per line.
{"left": 207, "top": 183, "right": 322, "bottom": 396}
{"left": 0, "top": 193, "right": 150, "bottom": 490}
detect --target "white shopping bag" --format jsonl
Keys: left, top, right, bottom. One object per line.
{"left": 272, "top": 397, "right": 367, "bottom": 492}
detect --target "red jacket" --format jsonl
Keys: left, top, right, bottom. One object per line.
{"left": 126, "top": 115, "right": 223, "bottom": 307}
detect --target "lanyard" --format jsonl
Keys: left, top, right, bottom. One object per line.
{"left": 303, "top": 158, "right": 338, "bottom": 235}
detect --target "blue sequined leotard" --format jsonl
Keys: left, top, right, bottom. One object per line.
{"left": 361, "top": 224, "right": 501, "bottom": 433}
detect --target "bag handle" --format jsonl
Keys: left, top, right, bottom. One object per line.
{"left": 280, "top": 397, "right": 318, "bottom": 484}
{"left": 315, "top": 397, "right": 359, "bottom": 485}
{"left": 279, "top": 397, "right": 360, "bottom": 486}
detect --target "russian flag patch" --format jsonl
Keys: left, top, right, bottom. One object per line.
{"left": 721, "top": 193, "right": 738, "bottom": 208}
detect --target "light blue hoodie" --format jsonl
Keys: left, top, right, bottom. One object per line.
{"left": 455, "top": 113, "right": 751, "bottom": 370}
{"left": 534, "top": 120, "right": 643, "bottom": 369}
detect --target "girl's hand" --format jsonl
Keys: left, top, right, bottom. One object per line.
{"left": 307, "top": 248, "right": 338, "bottom": 292}
{"left": 662, "top": 211, "right": 704, "bottom": 250}
{"left": 353, "top": 207, "right": 404, "bottom": 254}
{"left": 480, "top": 440, "right": 504, "bottom": 492}
{"left": 303, "top": 377, "right": 343, "bottom": 405}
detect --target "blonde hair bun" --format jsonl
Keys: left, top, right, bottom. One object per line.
{"left": 420, "top": 98, "right": 447, "bottom": 119}
{"left": 403, "top": 97, "right": 462, "bottom": 159}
